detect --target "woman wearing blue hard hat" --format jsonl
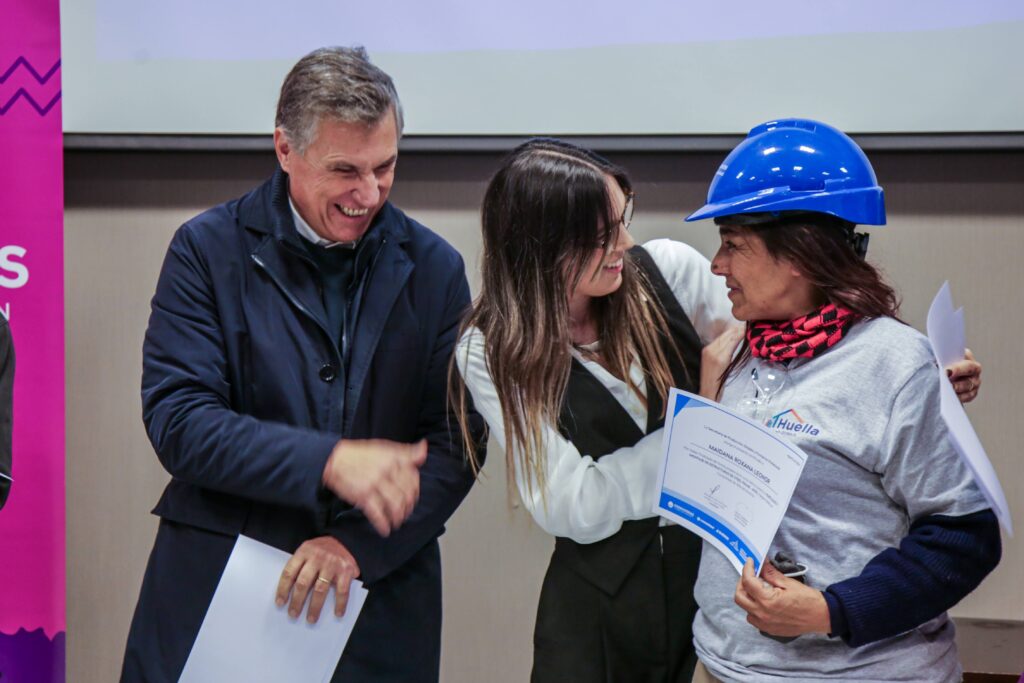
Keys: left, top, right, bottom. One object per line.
{"left": 686, "top": 119, "right": 1001, "bottom": 682}
{"left": 451, "top": 133, "right": 985, "bottom": 683}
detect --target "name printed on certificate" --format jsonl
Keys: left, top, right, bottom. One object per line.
{"left": 653, "top": 389, "right": 808, "bottom": 574}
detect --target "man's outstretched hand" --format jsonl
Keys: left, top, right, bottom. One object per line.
{"left": 322, "top": 438, "right": 428, "bottom": 536}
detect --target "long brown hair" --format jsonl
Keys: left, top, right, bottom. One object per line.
{"left": 719, "top": 214, "right": 901, "bottom": 389}
{"left": 449, "top": 138, "right": 677, "bottom": 499}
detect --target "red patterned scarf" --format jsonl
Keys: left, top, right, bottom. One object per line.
{"left": 747, "top": 304, "right": 861, "bottom": 362}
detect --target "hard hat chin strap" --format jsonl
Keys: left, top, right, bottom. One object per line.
{"left": 847, "top": 230, "right": 870, "bottom": 259}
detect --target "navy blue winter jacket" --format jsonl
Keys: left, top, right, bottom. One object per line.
{"left": 122, "top": 168, "right": 483, "bottom": 683}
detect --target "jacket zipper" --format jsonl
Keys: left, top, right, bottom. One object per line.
{"left": 341, "top": 236, "right": 388, "bottom": 372}
{"left": 250, "top": 253, "right": 342, "bottom": 369}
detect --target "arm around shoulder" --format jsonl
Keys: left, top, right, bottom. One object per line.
{"left": 456, "top": 328, "right": 664, "bottom": 544}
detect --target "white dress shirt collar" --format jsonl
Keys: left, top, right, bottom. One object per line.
{"left": 289, "top": 197, "right": 358, "bottom": 250}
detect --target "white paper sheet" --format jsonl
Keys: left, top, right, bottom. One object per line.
{"left": 653, "top": 389, "right": 809, "bottom": 574}
{"left": 926, "top": 281, "right": 967, "bottom": 368}
{"left": 926, "top": 282, "right": 1013, "bottom": 536}
{"left": 179, "top": 535, "right": 368, "bottom": 683}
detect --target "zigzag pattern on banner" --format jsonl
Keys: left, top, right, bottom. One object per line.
{"left": 0, "top": 56, "right": 61, "bottom": 83}
{"left": 0, "top": 57, "right": 61, "bottom": 116}
{"left": 0, "top": 88, "right": 61, "bottom": 115}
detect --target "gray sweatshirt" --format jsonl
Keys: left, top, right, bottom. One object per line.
{"left": 693, "top": 316, "right": 988, "bottom": 683}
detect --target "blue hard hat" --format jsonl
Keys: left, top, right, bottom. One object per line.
{"left": 685, "top": 119, "right": 886, "bottom": 226}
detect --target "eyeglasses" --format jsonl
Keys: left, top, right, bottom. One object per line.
{"left": 620, "top": 192, "right": 635, "bottom": 231}
{"left": 599, "top": 192, "right": 635, "bottom": 250}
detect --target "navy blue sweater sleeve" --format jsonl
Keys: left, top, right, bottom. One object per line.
{"left": 823, "top": 509, "right": 1001, "bottom": 646}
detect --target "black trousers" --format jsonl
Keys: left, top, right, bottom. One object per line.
{"left": 532, "top": 525, "right": 702, "bottom": 683}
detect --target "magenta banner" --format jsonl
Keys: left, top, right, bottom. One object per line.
{"left": 0, "top": 0, "right": 65, "bottom": 681}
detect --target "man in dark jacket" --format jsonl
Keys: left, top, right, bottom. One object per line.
{"left": 121, "top": 47, "right": 484, "bottom": 682}
{"left": 0, "top": 314, "right": 12, "bottom": 510}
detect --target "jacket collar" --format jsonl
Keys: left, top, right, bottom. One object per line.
{"left": 242, "top": 168, "right": 419, "bottom": 431}
{"left": 239, "top": 167, "right": 411, "bottom": 249}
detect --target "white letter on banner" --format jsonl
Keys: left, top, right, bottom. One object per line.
{"left": 0, "top": 245, "right": 29, "bottom": 289}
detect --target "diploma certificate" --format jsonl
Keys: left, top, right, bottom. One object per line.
{"left": 654, "top": 389, "right": 808, "bottom": 574}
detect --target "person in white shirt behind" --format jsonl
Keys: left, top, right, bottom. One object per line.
{"left": 451, "top": 138, "right": 737, "bottom": 682}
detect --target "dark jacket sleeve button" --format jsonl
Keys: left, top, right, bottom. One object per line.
{"left": 318, "top": 364, "right": 337, "bottom": 383}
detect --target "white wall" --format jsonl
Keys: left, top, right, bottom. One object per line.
{"left": 65, "top": 148, "right": 1024, "bottom": 682}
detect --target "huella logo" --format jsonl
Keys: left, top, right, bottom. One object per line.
{"left": 765, "top": 408, "right": 821, "bottom": 436}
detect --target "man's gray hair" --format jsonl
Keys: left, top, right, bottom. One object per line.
{"left": 276, "top": 46, "right": 404, "bottom": 153}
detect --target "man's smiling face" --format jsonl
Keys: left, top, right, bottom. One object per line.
{"left": 275, "top": 109, "right": 399, "bottom": 243}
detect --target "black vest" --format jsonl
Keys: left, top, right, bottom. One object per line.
{"left": 552, "top": 245, "right": 703, "bottom": 594}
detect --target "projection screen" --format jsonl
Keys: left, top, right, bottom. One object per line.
{"left": 61, "top": 1, "right": 1024, "bottom": 136}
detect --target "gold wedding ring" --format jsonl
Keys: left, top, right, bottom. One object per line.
{"left": 315, "top": 576, "right": 331, "bottom": 585}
